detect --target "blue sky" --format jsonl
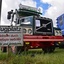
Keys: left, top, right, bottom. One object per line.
{"left": 35, "top": 0, "right": 50, "bottom": 15}
{"left": 1, "top": 0, "right": 64, "bottom": 26}
{"left": 36, "top": 0, "right": 49, "bottom": 10}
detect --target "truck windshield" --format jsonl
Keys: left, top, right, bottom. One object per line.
{"left": 20, "top": 16, "right": 33, "bottom": 26}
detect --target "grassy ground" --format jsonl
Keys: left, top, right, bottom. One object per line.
{"left": 1, "top": 48, "right": 64, "bottom": 64}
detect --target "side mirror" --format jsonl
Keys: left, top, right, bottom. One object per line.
{"left": 7, "top": 12, "right": 11, "bottom": 19}
{"left": 7, "top": 10, "right": 13, "bottom": 19}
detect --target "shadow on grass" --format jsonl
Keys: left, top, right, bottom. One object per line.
{"left": 54, "top": 48, "right": 64, "bottom": 53}
{"left": 20, "top": 48, "right": 64, "bottom": 55}
{"left": 21, "top": 49, "right": 43, "bottom": 55}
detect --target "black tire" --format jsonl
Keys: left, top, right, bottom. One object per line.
{"left": 48, "top": 46, "right": 55, "bottom": 53}
{"left": 42, "top": 48, "right": 48, "bottom": 53}
{"left": 42, "top": 46, "right": 55, "bottom": 53}
{"left": 59, "top": 42, "right": 64, "bottom": 48}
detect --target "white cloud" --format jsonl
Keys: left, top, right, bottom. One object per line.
{"left": 20, "top": 0, "right": 36, "bottom": 7}
{"left": 1, "top": 0, "right": 37, "bottom": 25}
{"left": 2, "top": 0, "right": 63, "bottom": 27}
{"left": 41, "top": 0, "right": 64, "bottom": 27}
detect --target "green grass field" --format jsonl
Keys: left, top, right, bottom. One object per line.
{"left": 0, "top": 48, "right": 64, "bottom": 64}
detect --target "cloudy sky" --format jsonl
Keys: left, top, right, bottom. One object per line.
{"left": 1, "top": 0, "right": 64, "bottom": 27}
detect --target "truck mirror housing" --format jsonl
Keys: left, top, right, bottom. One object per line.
{"left": 7, "top": 12, "right": 12, "bottom": 19}
{"left": 7, "top": 10, "right": 13, "bottom": 19}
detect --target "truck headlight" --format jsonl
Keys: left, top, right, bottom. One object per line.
{"left": 56, "top": 31, "right": 58, "bottom": 34}
{"left": 28, "top": 29, "right": 32, "bottom": 34}
{"left": 59, "top": 31, "right": 62, "bottom": 35}
{"left": 23, "top": 29, "right": 26, "bottom": 33}
{"left": 55, "top": 30, "right": 62, "bottom": 36}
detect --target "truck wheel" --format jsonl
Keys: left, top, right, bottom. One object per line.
{"left": 48, "top": 46, "right": 55, "bottom": 53}
{"left": 42, "top": 46, "right": 55, "bottom": 53}
{"left": 42, "top": 48, "right": 48, "bottom": 53}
